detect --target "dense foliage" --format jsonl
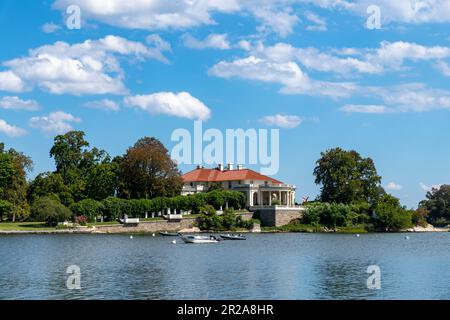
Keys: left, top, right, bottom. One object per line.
{"left": 419, "top": 185, "right": 450, "bottom": 225}
{"left": 197, "top": 207, "right": 257, "bottom": 231}
{"left": 0, "top": 133, "right": 446, "bottom": 232}
{"left": 30, "top": 197, "right": 72, "bottom": 226}
{"left": 314, "top": 148, "right": 384, "bottom": 205}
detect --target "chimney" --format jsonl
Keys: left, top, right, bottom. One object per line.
{"left": 237, "top": 164, "right": 243, "bottom": 170}
{"left": 196, "top": 165, "right": 203, "bottom": 169}
{"left": 218, "top": 163, "right": 224, "bottom": 171}
{"left": 227, "top": 163, "right": 234, "bottom": 171}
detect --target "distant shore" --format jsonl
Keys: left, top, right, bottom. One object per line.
{"left": 0, "top": 224, "right": 448, "bottom": 235}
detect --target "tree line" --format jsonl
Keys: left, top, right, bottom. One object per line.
{"left": 1, "top": 132, "right": 449, "bottom": 230}
{"left": 0, "top": 131, "right": 235, "bottom": 225}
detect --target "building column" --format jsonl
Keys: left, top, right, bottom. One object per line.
{"left": 269, "top": 191, "right": 272, "bottom": 206}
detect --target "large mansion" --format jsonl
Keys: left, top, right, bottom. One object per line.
{"left": 181, "top": 164, "right": 297, "bottom": 208}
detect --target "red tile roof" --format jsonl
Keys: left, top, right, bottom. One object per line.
{"left": 182, "top": 167, "right": 283, "bottom": 184}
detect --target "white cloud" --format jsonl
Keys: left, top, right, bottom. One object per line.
{"left": 1, "top": 35, "right": 167, "bottom": 95}
{"left": 260, "top": 114, "right": 302, "bottom": 128}
{"left": 0, "top": 119, "right": 27, "bottom": 137}
{"left": 52, "top": 0, "right": 305, "bottom": 36}
{"left": 146, "top": 34, "right": 172, "bottom": 52}
{"left": 420, "top": 182, "right": 442, "bottom": 192}
{"left": 347, "top": 0, "right": 450, "bottom": 24}
{"left": 209, "top": 55, "right": 357, "bottom": 98}
{"left": 84, "top": 99, "right": 119, "bottom": 111}
{"left": 435, "top": 60, "right": 450, "bottom": 76}
{"left": 0, "top": 96, "right": 40, "bottom": 111}
{"left": 252, "top": 6, "right": 300, "bottom": 37}
{"left": 41, "top": 22, "right": 61, "bottom": 33}
{"left": 365, "top": 41, "right": 450, "bottom": 71}
{"left": 304, "top": 11, "right": 327, "bottom": 31}
{"left": 0, "top": 71, "right": 26, "bottom": 92}
{"left": 124, "top": 92, "right": 211, "bottom": 120}
{"left": 374, "top": 84, "right": 450, "bottom": 112}
{"left": 385, "top": 182, "right": 403, "bottom": 191}
{"left": 29, "top": 111, "right": 81, "bottom": 134}
{"left": 183, "top": 33, "right": 231, "bottom": 50}
{"left": 53, "top": 0, "right": 241, "bottom": 30}
{"left": 340, "top": 104, "right": 391, "bottom": 114}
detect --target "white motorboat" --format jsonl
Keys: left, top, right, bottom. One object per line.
{"left": 178, "top": 234, "right": 221, "bottom": 244}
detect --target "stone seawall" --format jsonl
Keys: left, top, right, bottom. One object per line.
{"left": 255, "top": 207, "right": 304, "bottom": 227}
{"left": 94, "top": 218, "right": 197, "bottom": 234}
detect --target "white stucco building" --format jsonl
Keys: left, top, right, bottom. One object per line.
{"left": 181, "top": 164, "right": 297, "bottom": 208}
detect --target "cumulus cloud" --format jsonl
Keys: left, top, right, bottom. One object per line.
{"left": 0, "top": 96, "right": 40, "bottom": 111}
{"left": 183, "top": 33, "right": 231, "bottom": 50}
{"left": 373, "top": 84, "right": 450, "bottom": 112}
{"left": 84, "top": 99, "right": 120, "bottom": 111}
{"left": 1, "top": 35, "right": 168, "bottom": 95}
{"left": 53, "top": 0, "right": 241, "bottom": 30}
{"left": 252, "top": 6, "right": 300, "bottom": 37}
{"left": 0, "top": 71, "right": 26, "bottom": 92}
{"left": 0, "top": 119, "right": 27, "bottom": 137}
{"left": 259, "top": 114, "right": 302, "bottom": 128}
{"left": 41, "top": 22, "right": 61, "bottom": 33}
{"left": 385, "top": 182, "right": 403, "bottom": 191}
{"left": 209, "top": 55, "right": 357, "bottom": 98}
{"left": 346, "top": 0, "right": 450, "bottom": 24}
{"left": 124, "top": 91, "right": 211, "bottom": 120}
{"left": 51, "top": 0, "right": 305, "bottom": 36}
{"left": 29, "top": 111, "right": 81, "bottom": 134}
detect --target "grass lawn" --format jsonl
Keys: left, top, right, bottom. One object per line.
{"left": 0, "top": 221, "right": 55, "bottom": 231}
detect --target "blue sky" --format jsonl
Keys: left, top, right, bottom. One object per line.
{"left": 1, "top": 0, "right": 450, "bottom": 208}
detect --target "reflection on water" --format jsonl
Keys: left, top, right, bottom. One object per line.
{"left": 0, "top": 233, "right": 449, "bottom": 300}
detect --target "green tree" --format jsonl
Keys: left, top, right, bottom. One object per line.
{"left": 0, "top": 200, "right": 13, "bottom": 221}
{"left": 50, "top": 131, "right": 90, "bottom": 184}
{"left": 0, "top": 144, "right": 33, "bottom": 221}
{"left": 28, "top": 172, "right": 74, "bottom": 206}
{"left": 85, "top": 162, "right": 118, "bottom": 200}
{"left": 419, "top": 185, "right": 450, "bottom": 225}
{"left": 30, "top": 197, "right": 72, "bottom": 226}
{"left": 374, "top": 194, "right": 412, "bottom": 231}
{"left": 314, "top": 148, "right": 383, "bottom": 205}
{"left": 118, "top": 137, "right": 183, "bottom": 199}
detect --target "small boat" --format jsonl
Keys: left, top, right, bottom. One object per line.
{"left": 178, "top": 234, "right": 221, "bottom": 244}
{"left": 220, "top": 233, "right": 247, "bottom": 240}
{"left": 159, "top": 231, "right": 179, "bottom": 236}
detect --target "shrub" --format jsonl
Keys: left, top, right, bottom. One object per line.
{"left": 30, "top": 197, "right": 72, "bottom": 226}
{"left": 205, "top": 190, "right": 225, "bottom": 209}
{"left": 102, "top": 197, "right": 128, "bottom": 221}
{"left": 70, "top": 199, "right": 104, "bottom": 222}
{"left": 75, "top": 215, "right": 88, "bottom": 226}
{"left": 412, "top": 207, "right": 429, "bottom": 227}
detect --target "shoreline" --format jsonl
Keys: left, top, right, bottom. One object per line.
{"left": 0, "top": 227, "right": 448, "bottom": 235}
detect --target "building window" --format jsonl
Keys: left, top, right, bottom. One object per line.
{"left": 228, "top": 181, "right": 232, "bottom": 189}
